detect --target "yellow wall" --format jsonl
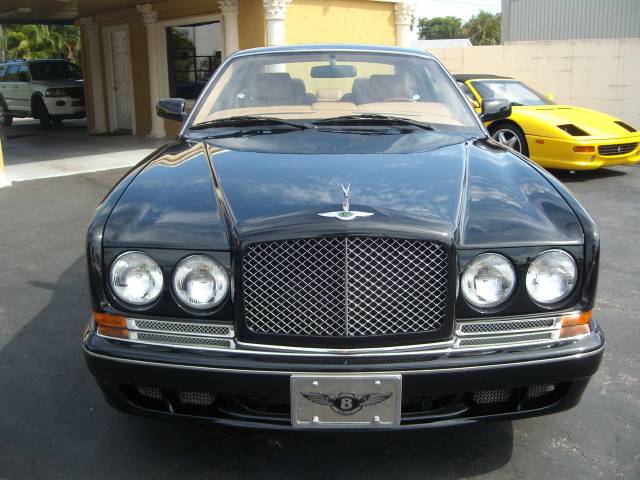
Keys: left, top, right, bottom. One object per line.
{"left": 286, "top": 0, "right": 396, "bottom": 45}
{"left": 239, "top": 0, "right": 266, "bottom": 49}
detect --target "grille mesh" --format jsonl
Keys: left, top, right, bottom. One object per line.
{"left": 473, "top": 389, "right": 511, "bottom": 404}
{"left": 134, "top": 332, "right": 232, "bottom": 348}
{"left": 137, "top": 385, "right": 162, "bottom": 400}
{"left": 177, "top": 390, "right": 216, "bottom": 406}
{"left": 598, "top": 143, "right": 637, "bottom": 156}
{"left": 242, "top": 237, "right": 448, "bottom": 337}
{"left": 458, "top": 332, "right": 554, "bottom": 347}
{"left": 131, "top": 319, "right": 231, "bottom": 337}
{"left": 459, "top": 318, "right": 555, "bottom": 334}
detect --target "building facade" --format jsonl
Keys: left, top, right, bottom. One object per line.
{"left": 501, "top": 0, "right": 640, "bottom": 43}
{"left": 71, "top": 0, "right": 417, "bottom": 137}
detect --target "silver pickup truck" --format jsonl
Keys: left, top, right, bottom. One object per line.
{"left": 0, "top": 59, "right": 86, "bottom": 129}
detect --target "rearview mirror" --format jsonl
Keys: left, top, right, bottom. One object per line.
{"left": 156, "top": 98, "right": 186, "bottom": 122}
{"left": 480, "top": 98, "right": 512, "bottom": 123}
{"left": 545, "top": 92, "right": 554, "bottom": 101}
{"left": 310, "top": 65, "right": 357, "bottom": 78}
{"left": 470, "top": 98, "right": 480, "bottom": 109}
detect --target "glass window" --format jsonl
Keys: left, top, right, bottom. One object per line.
{"left": 458, "top": 82, "right": 477, "bottom": 103}
{"left": 29, "top": 61, "right": 82, "bottom": 81}
{"left": 5, "top": 64, "right": 20, "bottom": 82}
{"left": 167, "top": 21, "right": 222, "bottom": 100}
{"left": 470, "top": 80, "right": 553, "bottom": 106}
{"left": 0, "top": 64, "right": 7, "bottom": 81}
{"left": 18, "top": 64, "right": 30, "bottom": 82}
{"left": 190, "top": 51, "right": 481, "bottom": 133}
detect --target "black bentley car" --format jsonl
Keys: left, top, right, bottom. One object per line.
{"left": 83, "top": 45, "right": 604, "bottom": 430}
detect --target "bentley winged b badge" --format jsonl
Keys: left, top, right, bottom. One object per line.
{"left": 318, "top": 184, "right": 374, "bottom": 221}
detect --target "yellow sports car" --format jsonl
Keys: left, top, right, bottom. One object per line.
{"left": 456, "top": 74, "right": 640, "bottom": 170}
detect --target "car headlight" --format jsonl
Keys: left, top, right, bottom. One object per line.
{"left": 461, "top": 253, "right": 516, "bottom": 308}
{"left": 173, "top": 255, "right": 229, "bottom": 310}
{"left": 110, "top": 252, "right": 163, "bottom": 306}
{"left": 45, "top": 88, "right": 67, "bottom": 97}
{"left": 526, "top": 250, "right": 577, "bottom": 304}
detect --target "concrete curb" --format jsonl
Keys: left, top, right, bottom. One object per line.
{"left": 0, "top": 171, "right": 10, "bottom": 188}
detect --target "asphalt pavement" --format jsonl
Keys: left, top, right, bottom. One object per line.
{"left": 0, "top": 165, "right": 638, "bottom": 480}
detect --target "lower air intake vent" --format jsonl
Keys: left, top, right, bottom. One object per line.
{"left": 472, "top": 389, "right": 511, "bottom": 405}
{"left": 177, "top": 390, "right": 217, "bottom": 406}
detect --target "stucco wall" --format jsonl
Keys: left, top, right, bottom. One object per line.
{"left": 286, "top": 0, "right": 396, "bottom": 45}
{"left": 426, "top": 38, "right": 640, "bottom": 129}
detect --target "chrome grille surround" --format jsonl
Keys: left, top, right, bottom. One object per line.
{"left": 242, "top": 236, "right": 449, "bottom": 338}
{"left": 598, "top": 143, "right": 637, "bottom": 156}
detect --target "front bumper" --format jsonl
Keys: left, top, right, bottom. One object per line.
{"left": 83, "top": 321, "right": 604, "bottom": 430}
{"left": 527, "top": 134, "right": 640, "bottom": 170}
{"left": 42, "top": 96, "right": 86, "bottom": 117}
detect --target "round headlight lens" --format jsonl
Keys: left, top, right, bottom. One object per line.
{"left": 173, "top": 255, "right": 229, "bottom": 310}
{"left": 110, "top": 252, "right": 163, "bottom": 306}
{"left": 461, "top": 253, "right": 516, "bottom": 308}
{"left": 526, "top": 250, "right": 577, "bottom": 304}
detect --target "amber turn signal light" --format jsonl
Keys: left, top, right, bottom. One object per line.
{"left": 94, "top": 312, "right": 128, "bottom": 338}
{"left": 573, "top": 146, "right": 595, "bottom": 153}
{"left": 560, "top": 311, "right": 592, "bottom": 338}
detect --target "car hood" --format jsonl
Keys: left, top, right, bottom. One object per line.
{"left": 32, "top": 79, "right": 83, "bottom": 89}
{"left": 103, "top": 131, "right": 583, "bottom": 250}
{"left": 515, "top": 105, "right": 638, "bottom": 139}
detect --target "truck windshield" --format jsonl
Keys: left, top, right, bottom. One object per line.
{"left": 29, "top": 61, "right": 83, "bottom": 81}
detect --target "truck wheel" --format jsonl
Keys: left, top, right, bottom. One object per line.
{"left": 35, "top": 98, "right": 52, "bottom": 129}
{"left": 0, "top": 103, "right": 13, "bottom": 127}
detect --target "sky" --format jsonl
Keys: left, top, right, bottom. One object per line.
{"left": 414, "top": 0, "right": 501, "bottom": 22}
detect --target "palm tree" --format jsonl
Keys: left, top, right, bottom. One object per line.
{"left": 463, "top": 11, "right": 501, "bottom": 46}
{"left": 1, "top": 24, "right": 81, "bottom": 62}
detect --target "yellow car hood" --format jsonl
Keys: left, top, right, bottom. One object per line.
{"left": 514, "top": 105, "right": 638, "bottom": 140}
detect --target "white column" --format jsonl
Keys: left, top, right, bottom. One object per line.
{"left": 394, "top": 2, "right": 416, "bottom": 48}
{"left": 137, "top": 3, "right": 166, "bottom": 138}
{"left": 263, "top": 0, "right": 291, "bottom": 46}
{"left": 218, "top": 0, "right": 239, "bottom": 57}
{"left": 78, "top": 17, "right": 107, "bottom": 133}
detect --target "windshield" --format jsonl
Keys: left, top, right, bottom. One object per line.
{"left": 189, "top": 51, "right": 481, "bottom": 134}
{"left": 470, "top": 80, "right": 553, "bottom": 106}
{"left": 29, "top": 61, "right": 83, "bottom": 81}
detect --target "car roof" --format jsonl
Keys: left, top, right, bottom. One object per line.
{"left": 231, "top": 44, "right": 436, "bottom": 59}
{"left": 454, "top": 74, "right": 513, "bottom": 82}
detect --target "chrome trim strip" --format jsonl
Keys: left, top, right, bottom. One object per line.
{"left": 236, "top": 339, "right": 455, "bottom": 354}
{"left": 83, "top": 342, "right": 605, "bottom": 376}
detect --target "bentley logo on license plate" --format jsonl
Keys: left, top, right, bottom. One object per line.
{"left": 291, "top": 374, "right": 402, "bottom": 428}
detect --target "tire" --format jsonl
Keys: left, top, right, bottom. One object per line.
{"left": 489, "top": 122, "right": 529, "bottom": 156}
{"left": 0, "top": 102, "right": 13, "bottom": 127}
{"left": 35, "top": 98, "right": 52, "bottom": 129}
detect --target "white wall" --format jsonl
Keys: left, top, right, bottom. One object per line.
{"left": 426, "top": 38, "right": 640, "bottom": 128}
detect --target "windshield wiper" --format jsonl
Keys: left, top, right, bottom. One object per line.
{"left": 313, "top": 114, "right": 434, "bottom": 131}
{"left": 190, "top": 115, "right": 311, "bottom": 131}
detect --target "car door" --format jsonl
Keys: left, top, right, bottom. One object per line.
{"left": 2, "top": 64, "right": 20, "bottom": 110}
{"left": 15, "top": 64, "right": 32, "bottom": 113}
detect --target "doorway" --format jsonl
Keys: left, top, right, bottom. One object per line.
{"left": 103, "top": 25, "right": 134, "bottom": 132}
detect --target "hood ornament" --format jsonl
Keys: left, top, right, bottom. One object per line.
{"left": 318, "top": 184, "right": 374, "bottom": 221}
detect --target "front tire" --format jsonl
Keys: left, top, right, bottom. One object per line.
{"left": 35, "top": 98, "right": 52, "bottom": 129}
{"left": 489, "top": 122, "right": 529, "bottom": 156}
{"left": 0, "top": 102, "right": 13, "bottom": 127}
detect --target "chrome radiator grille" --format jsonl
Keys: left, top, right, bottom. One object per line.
{"left": 598, "top": 143, "right": 637, "bottom": 156}
{"left": 242, "top": 237, "right": 449, "bottom": 337}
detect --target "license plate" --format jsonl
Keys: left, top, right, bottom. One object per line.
{"left": 291, "top": 374, "right": 402, "bottom": 429}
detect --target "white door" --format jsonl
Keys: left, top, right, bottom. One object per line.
{"left": 109, "top": 30, "right": 133, "bottom": 131}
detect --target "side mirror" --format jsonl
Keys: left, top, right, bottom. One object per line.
{"left": 480, "top": 98, "right": 512, "bottom": 122}
{"left": 545, "top": 92, "right": 554, "bottom": 101}
{"left": 156, "top": 98, "right": 186, "bottom": 122}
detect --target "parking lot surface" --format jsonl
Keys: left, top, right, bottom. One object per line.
{"left": 0, "top": 165, "right": 638, "bottom": 479}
